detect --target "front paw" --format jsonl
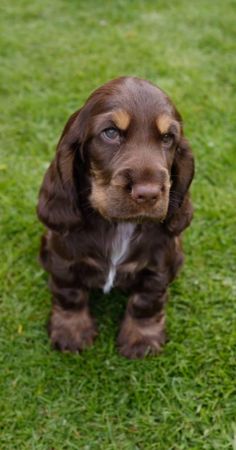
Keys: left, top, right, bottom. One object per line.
{"left": 117, "top": 313, "right": 166, "bottom": 359}
{"left": 48, "top": 305, "right": 97, "bottom": 352}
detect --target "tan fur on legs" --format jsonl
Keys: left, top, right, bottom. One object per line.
{"left": 49, "top": 305, "right": 97, "bottom": 352}
{"left": 117, "top": 312, "right": 166, "bottom": 359}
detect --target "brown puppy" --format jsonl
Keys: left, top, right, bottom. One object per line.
{"left": 37, "top": 77, "right": 194, "bottom": 359}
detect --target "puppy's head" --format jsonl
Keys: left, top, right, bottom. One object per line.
{"left": 37, "top": 77, "right": 194, "bottom": 231}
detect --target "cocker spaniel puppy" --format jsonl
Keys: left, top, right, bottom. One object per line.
{"left": 37, "top": 77, "right": 194, "bottom": 359}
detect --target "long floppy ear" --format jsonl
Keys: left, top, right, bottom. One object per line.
{"left": 165, "top": 136, "right": 195, "bottom": 235}
{"left": 37, "top": 110, "right": 83, "bottom": 232}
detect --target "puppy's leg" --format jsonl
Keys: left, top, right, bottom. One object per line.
{"left": 48, "top": 278, "right": 97, "bottom": 352}
{"left": 117, "top": 288, "right": 167, "bottom": 359}
{"left": 118, "top": 235, "right": 184, "bottom": 359}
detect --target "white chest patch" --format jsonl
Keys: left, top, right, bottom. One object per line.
{"left": 103, "top": 223, "right": 135, "bottom": 293}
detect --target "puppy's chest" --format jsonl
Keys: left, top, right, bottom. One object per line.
{"left": 103, "top": 223, "right": 135, "bottom": 293}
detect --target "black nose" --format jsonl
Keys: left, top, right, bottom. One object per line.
{"left": 131, "top": 183, "right": 162, "bottom": 205}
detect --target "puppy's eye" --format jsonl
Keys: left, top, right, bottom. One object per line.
{"left": 161, "top": 133, "right": 174, "bottom": 145}
{"left": 102, "top": 127, "right": 120, "bottom": 141}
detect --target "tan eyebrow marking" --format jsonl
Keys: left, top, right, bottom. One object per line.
{"left": 112, "top": 110, "right": 131, "bottom": 130}
{"left": 156, "top": 114, "right": 173, "bottom": 134}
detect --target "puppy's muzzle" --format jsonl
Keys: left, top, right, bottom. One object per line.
{"left": 112, "top": 166, "right": 169, "bottom": 207}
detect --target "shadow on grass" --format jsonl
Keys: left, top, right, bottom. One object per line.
{"left": 90, "top": 288, "right": 128, "bottom": 339}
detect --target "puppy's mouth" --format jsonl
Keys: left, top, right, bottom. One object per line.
{"left": 105, "top": 207, "right": 168, "bottom": 223}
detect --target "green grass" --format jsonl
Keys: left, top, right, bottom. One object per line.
{"left": 1, "top": 0, "right": 236, "bottom": 448}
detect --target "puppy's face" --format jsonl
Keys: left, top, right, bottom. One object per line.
{"left": 81, "top": 77, "right": 182, "bottom": 222}
{"left": 38, "top": 77, "right": 194, "bottom": 232}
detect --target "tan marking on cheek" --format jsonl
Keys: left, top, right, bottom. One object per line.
{"left": 89, "top": 180, "right": 108, "bottom": 217}
{"left": 112, "top": 109, "right": 131, "bottom": 130}
{"left": 156, "top": 114, "right": 173, "bottom": 134}
{"left": 90, "top": 162, "right": 107, "bottom": 186}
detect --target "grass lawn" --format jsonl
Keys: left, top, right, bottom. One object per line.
{"left": 1, "top": 0, "right": 236, "bottom": 448}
